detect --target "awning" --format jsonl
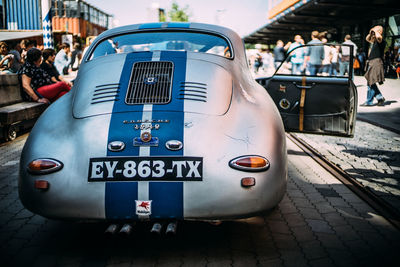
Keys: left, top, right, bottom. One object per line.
{"left": 244, "top": 0, "right": 400, "bottom": 44}
{"left": 0, "top": 30, "right": 43, "bottom": 41}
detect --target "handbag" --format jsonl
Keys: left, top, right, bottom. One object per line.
{"left": 353, "top": 58, "right": 360, "bottom": 69}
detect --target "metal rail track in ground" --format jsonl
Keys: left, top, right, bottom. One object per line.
{"left": 287, "top": 133, "right": 400, "bottom": 230}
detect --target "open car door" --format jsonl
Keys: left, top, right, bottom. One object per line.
{"left": 257, "top": 44, "right": 357, "bottom": 137}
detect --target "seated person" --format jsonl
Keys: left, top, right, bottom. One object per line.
{"left": 41, "top": 48, "right": 73, "bottom": 87}
{"left": 19, "top": 48, "right": 71, "bottom": 104}
{"left": 0, "top": 42, "right": 14, "bottom": 74}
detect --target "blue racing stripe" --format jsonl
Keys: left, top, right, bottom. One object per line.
{"left": 167, "top": 22, "right": 190, "bottom": 28}
{"left": 139, "top": 22, "right": 164, "bottom": 29}
{"left": 105, "top": 52, "right": 153, "bottom": 220}
{"left": 105, "top": 50, "right": 187, "bottom": 220}
{"left": 105, "top": 182, "right": 138, "bottom": 219}
{"left": 149, "top": 182, "right": 183, "bottom": 219}
{"left": 150, "top": 51, "right": 187, "bottom": 219}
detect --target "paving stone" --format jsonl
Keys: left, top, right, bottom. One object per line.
{"left": 28, "top": 215, "right": 47, "bottom": 225}
{"left": 306, "top": 219, "right": 334, "bottom": 234}
{"left": 298, "top": 185, "right": 318, "bottom": 194}
{"left": 339, "top": 193, "right": 364, "bottom": 204}
{"left": 315, "top": 233, "right": 345, "bottom": 250}
{"left": 283, "top": 213, "right": 306, "bottom": 227}
{"left": 326, "top": 197, "right": 351, "bottom": 208}
{"left": 308, "top": 257, "right": 336, "bottom": 267}
{"left": 265, "top": 209, "right": 284, "bottom": 222}
{"left": 13, "top": 223, "right": 41, "bottom": 240}
{"left": 327, "top": 249, "right": 358, "bottom": 267}
{"left": 322, "top": 213, "right": 348, "bottom": 227}
{"left": 286, "top": 189, "right": 306, "bottom": 198}
{"left": 305, "top": 192, "right": 325, "bottom": 203}
{"left": 80, "top": 257, "right": 108, "bottom": 267}
{"left": 181, "top": 259, "right": 207, "bottom": 267}
{"left": 231, "top": 256, "right": 257, "bottom": 267}
{"left": 267, "top": 221, "right": 291, "bottom": 234}
{"left": 278, "top": 202, "right": 298, "bottom": 214}
{"left": 331, "top": 225, "right": 360, "bottom": 241}
{"left": 291, "top": 197, "right": 312, "bottom": 208}
{"left": 343, "top": 239, "right": 373, "bottom": 258}
{"left": 291, "top": 225, "right": 316, "bottom": 243}
{"left": 106, "top": 262, "right": 132, "bottom": 267}
{"left": 206, "top": 260, "right": 232, "bottom": 267}
{"left": 297, "top": 207, "right": 323, "bottom": 220}
{"left": 314, "top": 202, "right": 336, "bottom": 214}
{"left": 300, "top": 240, "right": 327, "bottom": 260}
{"left": 280, "top": 253, "right": 309, "bottom": 267}
{"left": 272, "top": 233, "right": 299, "bottom": 250}
{"left": 255, "top": 246, "right": 280, "bottom": 261}
{"left": 258, "top": 258, "right": 284, "bottom": 267}
{"left": 377, "top": 227, "right": 400, "bottom": 242}
{"left": 345, "top": 218, "right": 376, "bottom": 233}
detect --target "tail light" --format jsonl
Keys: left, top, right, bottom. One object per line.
{"left": 229, "top": 155, "right": 270, "bottom": 172}
{"left": 27, "top": 159, "right": 63, "bottom": 174}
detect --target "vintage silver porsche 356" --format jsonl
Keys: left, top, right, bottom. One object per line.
{"left": 19, "top": 22, "right": 356, "bottom": 234}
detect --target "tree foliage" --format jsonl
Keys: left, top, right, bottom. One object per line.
{"left": 168, "top": 2, "right": 190, "bottom": 22}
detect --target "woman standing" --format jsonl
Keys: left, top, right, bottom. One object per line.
{"left": 361, "top": 25, "right": 386, "bottom": 106}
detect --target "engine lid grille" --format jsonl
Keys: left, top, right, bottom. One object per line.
{"left": 126, "top": 61, "right": 174, "bottom": 104}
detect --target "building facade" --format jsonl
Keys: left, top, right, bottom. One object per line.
{"left": 245, "top": 0, "right": 400, "bottom": 52}
{"left": 0, "top": 0, "right": 111, "bottom": 42}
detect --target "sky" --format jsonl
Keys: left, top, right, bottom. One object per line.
{"left": 84, "top": 0, "right": 270, "bottom": 37}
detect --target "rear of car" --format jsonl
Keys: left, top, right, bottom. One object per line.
{"left": 19, "top": 23, "right": 287, "bottom": 222}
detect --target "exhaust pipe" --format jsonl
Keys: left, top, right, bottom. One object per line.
{"left": 165, "top": 221, "right": 177, "bottom": 235}
{"left": 119, "top": 223, "right": 134, "bottom": 235}
{"left": 209, "top": 220, "right": 222, "bottom": 226}
{"left": 105, "top": 224, "right": 119, "bottom": 235}
{"left": 150, "top": 222, "right": 163, "bottom": 235}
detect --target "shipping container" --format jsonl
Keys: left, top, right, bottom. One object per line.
{"left": 5, "top": 0, "right": 41, "bottom": 30}
{"left": 1, "top": 0, "right": 110, "bottom": 39}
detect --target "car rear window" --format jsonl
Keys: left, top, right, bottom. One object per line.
{"left": 89, "top": 31, "right": 233, "bottom": 60}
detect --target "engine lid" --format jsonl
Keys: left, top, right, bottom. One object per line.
{"left": 72, "top": 52, "right": 232, "bottom": 118}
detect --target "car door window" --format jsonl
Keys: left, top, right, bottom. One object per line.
{"left": 275, "top": 44, "right": 354, "bottom": 78}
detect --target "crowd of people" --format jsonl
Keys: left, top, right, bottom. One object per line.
{"left": 249, "top": 25, "right": 397, "bottom": 106}
{"left": 0, "top": 39, "right": 84, "bottom": 104}
{"left": 249, "top": 31, "right": 362, "bottom": 77}
{"left": 249, "top": 30, "right": 400, "bottom": 81}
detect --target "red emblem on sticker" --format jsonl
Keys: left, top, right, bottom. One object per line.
{"left": 136, "top": 200, "right": 152, "bottom": 216}
{"left": 138, "top": 201, "right": 150, "bottom": 210}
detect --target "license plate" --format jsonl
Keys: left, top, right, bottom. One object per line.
{"left": 88, "top": 157, "right": 203, "bottom": 182}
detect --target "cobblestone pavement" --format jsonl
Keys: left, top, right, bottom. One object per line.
{"left": 355, "top": 77, "right": 400, "bottom": 132}
{"left": 293, "top": 77, "right": 400, "bottom": 216}
{"left": 295, "top": 119, "right": 400, "bottom": 215}
{"left": 0, "top": 134, "right": 399, "bottom": 267}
